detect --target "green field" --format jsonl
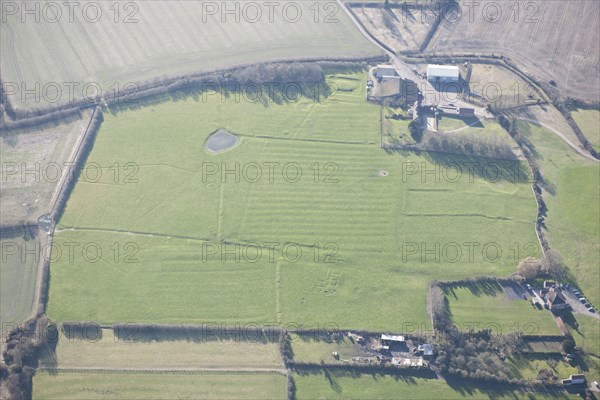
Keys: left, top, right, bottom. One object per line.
{"left": 47, "top": 71, "right": 540, "bottom": 330}
{"left": 437, "top": 115, "right": 474, "bottom": 132}
{"left": 0, "top": 232, "right": 40, "bottom": 326}
{"left": 506, "top": 354, "right": 579, "bottom": 381}
{"left": 33, "top": 372, "right": 286, "bottom": 400}
{"left": 571, "top": 109, "right": 600, "bottom": 152}
{"left": 293, "top": 372, "right": 574, "bottom": 400}
{"left": 39, "top": 328, "right": 283, "bottom": 370}
{"left": 570, "top": 315, "right": 600, "bottom": 355}
{"left": 291, "top": 336, "right": 364, "bottom": 364}
{"left": 517, "top": 122, "right": 599, "bottom": 310}
{"left": 445, "top": 283, "right": 560, "bottom": 335}
{"left": 0, "top": 1, "right": 380, "bottom": 110}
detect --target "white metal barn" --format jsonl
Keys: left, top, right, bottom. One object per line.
{"left": 427, "top": 65, "right": 460, "bottom": 83}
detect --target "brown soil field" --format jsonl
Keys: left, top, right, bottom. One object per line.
{"left": 427, "top": 1, "right": 600, "bottom": 102}
{"left": 351, "top": 5, "right": 434, "bottom": 52}
{"left": 0, "top": 112, "right": 91, "bottom": 226}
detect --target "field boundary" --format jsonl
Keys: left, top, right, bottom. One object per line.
{"left": 1, "top": 57, "right": 386, "bottom": 125}
{"left": 37, "top": 367, "right": 287, "bottom": 375}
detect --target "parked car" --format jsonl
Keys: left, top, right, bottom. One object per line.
{"left": 583, "top": 303, "right": 591, "bottom": 308}
{"left": 588, "top": 307, "right": 596, "bottom": 313}
{"left": 526, "top": 284, "right": 532, "bottom": 290}
{"left": 579, "top": 297, "right": 587, "bottom": 303}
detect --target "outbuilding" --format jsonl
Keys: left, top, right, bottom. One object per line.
{"left": 417, "top": 343, "right": 434, "bottom": 357}
{"left": 459, "top": 107, "right": 475, "bottom": 117}
{"left": 381, "top": 334, "right": 405, "bottom": 345}
{"left": 375, "top": 65, "right": 398, "bottom": 79}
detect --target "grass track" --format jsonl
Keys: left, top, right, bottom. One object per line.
{"left": 33, "top": 371, "right": 286, "bottom": 400}
{"left": 0, "top": 234, "right": 40, "bottom": 326}
{"left": 39, "top": 329, "right": 283, "bottom": 370}
{"left": 293, "top": 372, "right": 574, "bottom": 399}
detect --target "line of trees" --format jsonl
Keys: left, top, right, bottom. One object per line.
{"left": 498, "top": 114, "right": 549, "bottom": 252}
{"left": 1, "top": 316, "right": 55, "bottom": 400}
{"left": 1, "top": 57, "right": 386, "bottom": 130}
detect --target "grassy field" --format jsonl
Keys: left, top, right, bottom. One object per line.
{"left": 39, "top": 328, "right": 283, "bottom": 370}
{"left": 516, "top": 122, "right": 599, "bottom": 310}
{"left": 46, "top": 71, "right": 540, "bottom": 330}
{"left": 0, "top": 232, "right": 40, "bottom": 326}
{"left": 0, "top": 1, "right": 380, "bottom": 110}
{"left": 570, "top": 315, "right": 600, "bottom": 356}
{"left": 436, "top": 115, "right": 474, "bottom": 132}
{"left": 506, "top": 354, "right": 579, "bottom": 381}
{"left": 291, "top": 336, "right": 364, "bottom": 364}
{"left": 445, "top": 283, "right": 560, "bottom": 335}
{"left": 571, "top": 109, "right": 600, "bottom": 152}
{"left": 1, "top": 113, "right": 89, "bottom": 225}
{"left": 293, "top": 372, "right": 574, "bottom": 400}
{"left": 33, "top": 372, "right": 286, "bottom": 400}
{"left": 468, "top": 64, "right": 542, "bottom": 109}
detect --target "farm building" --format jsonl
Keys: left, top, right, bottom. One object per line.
{"left": 562, "top": 374, "right": 586, "bottom": 386}
{"left": 546, "top": 288, "right": 569, "bottom": 312}
{"left": 459, "top": 108, "right": 475, "bottom": 117}
{"left": 375, "top": 65, "right": 397, "bottom": 79}
{"left": 543, "top": 280, "right": 557, "bottom": 289}
{"left": 381, "top": 334, "right": 405, "bottom": 346}
{"left": 417, "top": 343, "right": 434, "bottom": 357}
{"left": 427, "top": 65, "right": 460, "bottom": 83}
{"left": 378, "top": 77, "right": 402, "bottom": 98}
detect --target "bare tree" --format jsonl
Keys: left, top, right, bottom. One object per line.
{"left": 542, "top": 249, "right": 566, "bottom": 280}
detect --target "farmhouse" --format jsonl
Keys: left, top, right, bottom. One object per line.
{"left": 427, "top": 65, "right": 460, "bottom": 83}
{"left": 375, "top": 65, "right": 398, "bottom": 79}
{"left": 545, "top": 287, "right": 568, "bottom": 312}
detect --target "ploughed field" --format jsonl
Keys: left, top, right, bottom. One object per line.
{"left": 46, "top": 72, "right": 540, "bottom": 331}
{"left": 0, "top": 1, "right": 380, "bottom": 110}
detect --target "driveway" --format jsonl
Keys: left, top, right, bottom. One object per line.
{"left": 562, "top": 290, "right": 600, "bottom": 320}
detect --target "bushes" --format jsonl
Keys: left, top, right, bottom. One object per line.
{"left": 419, "top": 130, "right": 515, "bottom": 159}
{"left": 517, "top": 257, "right": 542, "bottom": 280}
{"left": 434, "top": 329, "right": 525, "bottom": 384}
{"left": 1, "top": 317, "right": 54, "bottom": 400}
{"left": 286, "top": 371, "right": 296, "bottom": 400}
{"left": 562, "top": 337, "right": 576, "bottom": 354}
